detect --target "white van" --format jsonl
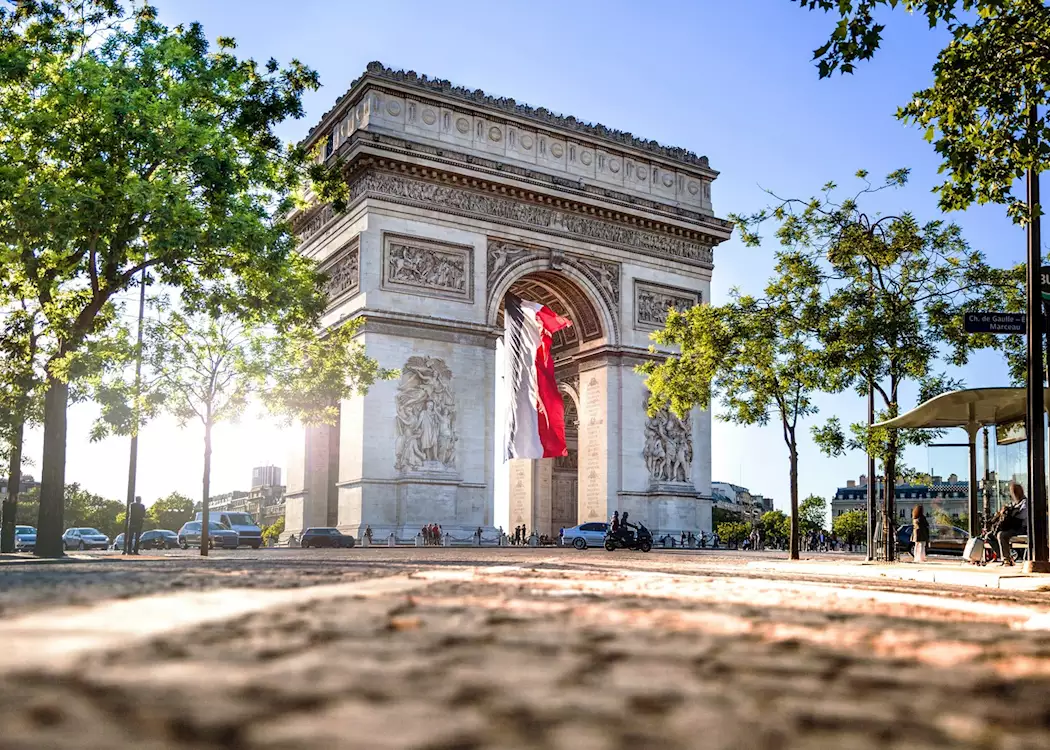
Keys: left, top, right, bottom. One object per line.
{"left": 195, "top": 511, "right": 263, "bottom": 549}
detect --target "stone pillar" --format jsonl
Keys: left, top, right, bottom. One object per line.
{"left": 578, "top": 365, "right": 622, "bottom": 524}
{"left": 284, "top": 421, "right": 338, "bottom": 541}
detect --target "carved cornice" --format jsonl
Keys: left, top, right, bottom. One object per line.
{"left": 295, "top": 164, "right": 717, "bottom": 270}
{"left": 309, "top": 62, "right": 712, "bottom": 170}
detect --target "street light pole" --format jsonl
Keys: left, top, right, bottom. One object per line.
{"left": 123, "top": 268, "right": 147, "bottom": 555}
{"left": 1025, "top": 105, "right": 1050, "bottom": 573}
{"left": 866, "top": 382, "right": 875, "bottom": 561}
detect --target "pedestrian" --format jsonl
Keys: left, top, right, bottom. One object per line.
{"left": 996, "top": 483, "right": 1028, "bottom": 566}
{"left": 129, "top": 495, "right": 146, "bottom": 555}
{"left": 365, "top": 525, "right": 373, "bottom": 543}
{"left": 912, "top": 504, "right": 930, "bottom": 563}
{"left": 559, "top": 527, "right": 565, "bottom": 545}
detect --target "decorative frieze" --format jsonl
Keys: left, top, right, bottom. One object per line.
{"left": 347, "top": 170, "right": 714, "bottom": 268}
{"left": 320, "top": 238, "right": 360, "bottom": 305}
{"left": 634, "top": 281, "right": 700, "bottom": 330}
{"left": 382, "top": 233, "right": 473, "bottom": 302}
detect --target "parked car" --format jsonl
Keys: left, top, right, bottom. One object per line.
{"left": 140, "top": 529, "right": 180, "bottom": 549}
{"left": 13, "top": 525, "right": 36, "bottom": 552}
{"left": 562, "top": 522, "right": 609, "bottom": 550}
{"left": 300, "top": 528, "right": 356, "bottom": 548}
{"left": 896, "top": 523, "right": 970, "bottom": 556}
{"left": 112, "top": 533, "right": 124, "bottom": 551}
{"left": 177, "top": 521, "right": 239, "bottom": 550}
{"left": 62, "top": 527, "right": 110, "bottom": 551}
{"left": 195, "top": 511, "right": 263, "bottom": 549}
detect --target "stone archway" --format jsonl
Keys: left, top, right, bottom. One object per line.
{"left": 499, "top": 267, "right": 606, "bottom": 539}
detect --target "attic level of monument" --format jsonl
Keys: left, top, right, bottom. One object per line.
{"left": 308, "top": 63, "right": 714, "bottom": 171}
{"left": 302, "top": 63, "right": 721, "bottom": 221}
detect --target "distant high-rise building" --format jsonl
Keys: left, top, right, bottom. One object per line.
{"left": 252, "top": 465, "right": 281, "bottom": 489}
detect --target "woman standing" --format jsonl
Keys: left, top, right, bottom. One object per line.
{"left": 912, "top": 505, "right": 930, "bottom": 563}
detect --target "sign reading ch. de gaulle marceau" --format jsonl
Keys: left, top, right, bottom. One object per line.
{"left": 963, "top": 312, "right": 1027, "bottom": 334}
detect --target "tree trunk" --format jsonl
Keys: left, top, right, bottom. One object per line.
{"left": 788, "top": 440, "right": 800, "bottom": 561}
{"left": 0, "top": 418, "right": 25, "bottom": 553}
{"left": 36, "top": 376, "right": 70, "bottom": 558}
{"left": 201, "top": 416, "right": 212, "bottom": 557}
{"left": 884, "top": 434, "right": 898, "bottom": 562}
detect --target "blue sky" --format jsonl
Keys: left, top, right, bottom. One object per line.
{"left": 28, "top": 1, "right": 1026, "bottom": 513}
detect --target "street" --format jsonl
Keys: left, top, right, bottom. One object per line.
{"left": 1, "top": 548, "right": 1050, "bottom": 749}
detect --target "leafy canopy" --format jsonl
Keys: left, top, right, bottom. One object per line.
{"left": 799, "top": 494, "right": 827, "bottom": 533}
{"left": 731, "top": 170, "right": 1014, "bottom": 475}
{"left": 832, "top": 509, "right": 868, "bottom": 543}
{"left": 793, "top": 0, "right": 1050, "bottom": 221}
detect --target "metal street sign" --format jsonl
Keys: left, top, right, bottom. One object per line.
{"left": 1042, "top": 266, "right": 1050, "bottom": 301}
{"left": 963, "top": 312, "right": 1026, "bottom": 334}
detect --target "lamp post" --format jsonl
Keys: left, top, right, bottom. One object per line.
{"left": 1025, "top": 106, "right": 1050, "bottom": 573}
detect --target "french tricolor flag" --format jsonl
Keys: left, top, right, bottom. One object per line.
{"left": 503, "top": 293, "right": 572, "bottom": 460}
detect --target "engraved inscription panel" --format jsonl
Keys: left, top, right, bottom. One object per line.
{"left": 382, "top": 233, "right": 474, "bottom": 302}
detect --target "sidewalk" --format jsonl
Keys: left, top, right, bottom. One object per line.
{"left": 748, "top": 557, "right": 1050, "bottom": 591}
{"left": 0, "top": 552, "right": 167, "bottom": 565}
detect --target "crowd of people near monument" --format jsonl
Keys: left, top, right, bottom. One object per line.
{"left": 421, "top": 523, "right": 443, "bottom": 545}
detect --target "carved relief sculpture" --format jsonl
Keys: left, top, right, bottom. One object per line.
{"left": 643, "top": 404, "right": 692, "bottom": 484}
{"left": 635, "top": 282, "right": 699, "bottom": 330}
{"left": 487, "top": 239, "right": 536, "bottom": 282}
{"left": 383, "top": 234, "right": 473, "bottom": 302}
{"left": 394, "top": 356, "right": 457, "bottom": 473}
{"left": 320, "top": 240, "right": 360, "bottom": 304}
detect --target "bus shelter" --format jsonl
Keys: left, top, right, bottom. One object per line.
{"left": 874, "top": 387, "right": 1050, "bottom": 540}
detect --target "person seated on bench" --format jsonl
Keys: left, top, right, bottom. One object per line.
{"left": 996, "top": 483, "right": 1028, "bottom": 567}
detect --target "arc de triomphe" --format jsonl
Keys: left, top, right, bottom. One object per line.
{"left": 284, "top": 63, "right": 732, "bottom": 541}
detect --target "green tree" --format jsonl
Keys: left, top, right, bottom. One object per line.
{"left": 760, "top": 510, "right": 792, "bottom": 548}
{"left": 733, "top": 170, "right": 1012, "bottom": 554}
{"left": 799, "top": 494, "right": 827, "bottom": 534}
{"left": 793, "top": 0, "right": 1050, "bottom": 222}
{"left": 146, "top": 492, "right": 194, "bottom": 532}
{"left": 0, "top": 2, "right": 327, "bottom": 557}
{"left": 642, "top": 255, "right": 830, "bottom": 560}
{"left": 832, "top": 510, "right": 868, "bottom": 549}
{"left": 261, "top": 516, "right": 285, "bottom": 546}
{"left": 0, "top": 304, "right": 42, "bottom": 552}
{"left": 716, "top": 522, "right": 751, "bottom": 547}
{"left": 140, "top": 311, "right": 390, "bottom": 555}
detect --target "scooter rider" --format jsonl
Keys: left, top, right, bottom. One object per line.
{"left": 620, "top": 512, "right": 638, "bottom": 545}
{"left": 610, "top": 510, "right": 620, "bottom": 535}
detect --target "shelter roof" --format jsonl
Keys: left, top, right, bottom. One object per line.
{"left": 874, "top": 387, "right": 1050, "bottom": 429}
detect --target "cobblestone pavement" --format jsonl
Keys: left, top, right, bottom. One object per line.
{"left": 3, "top": 548, "right": 1050, "bottom": 749}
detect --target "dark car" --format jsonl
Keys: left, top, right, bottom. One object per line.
{"left": 177, "top": 521, "right": 239, "bottom": 550}
{"left": 140, "top": 529, "right": 179, "bottom": 550}
{"left": 14, "top": 525, "right": 36, "bottom": 552}
{"left": 301, "top": 527, "right": 356, "bottom": 549}
{"left": 896, "top": 523, "right": 970, "bottom": 556}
